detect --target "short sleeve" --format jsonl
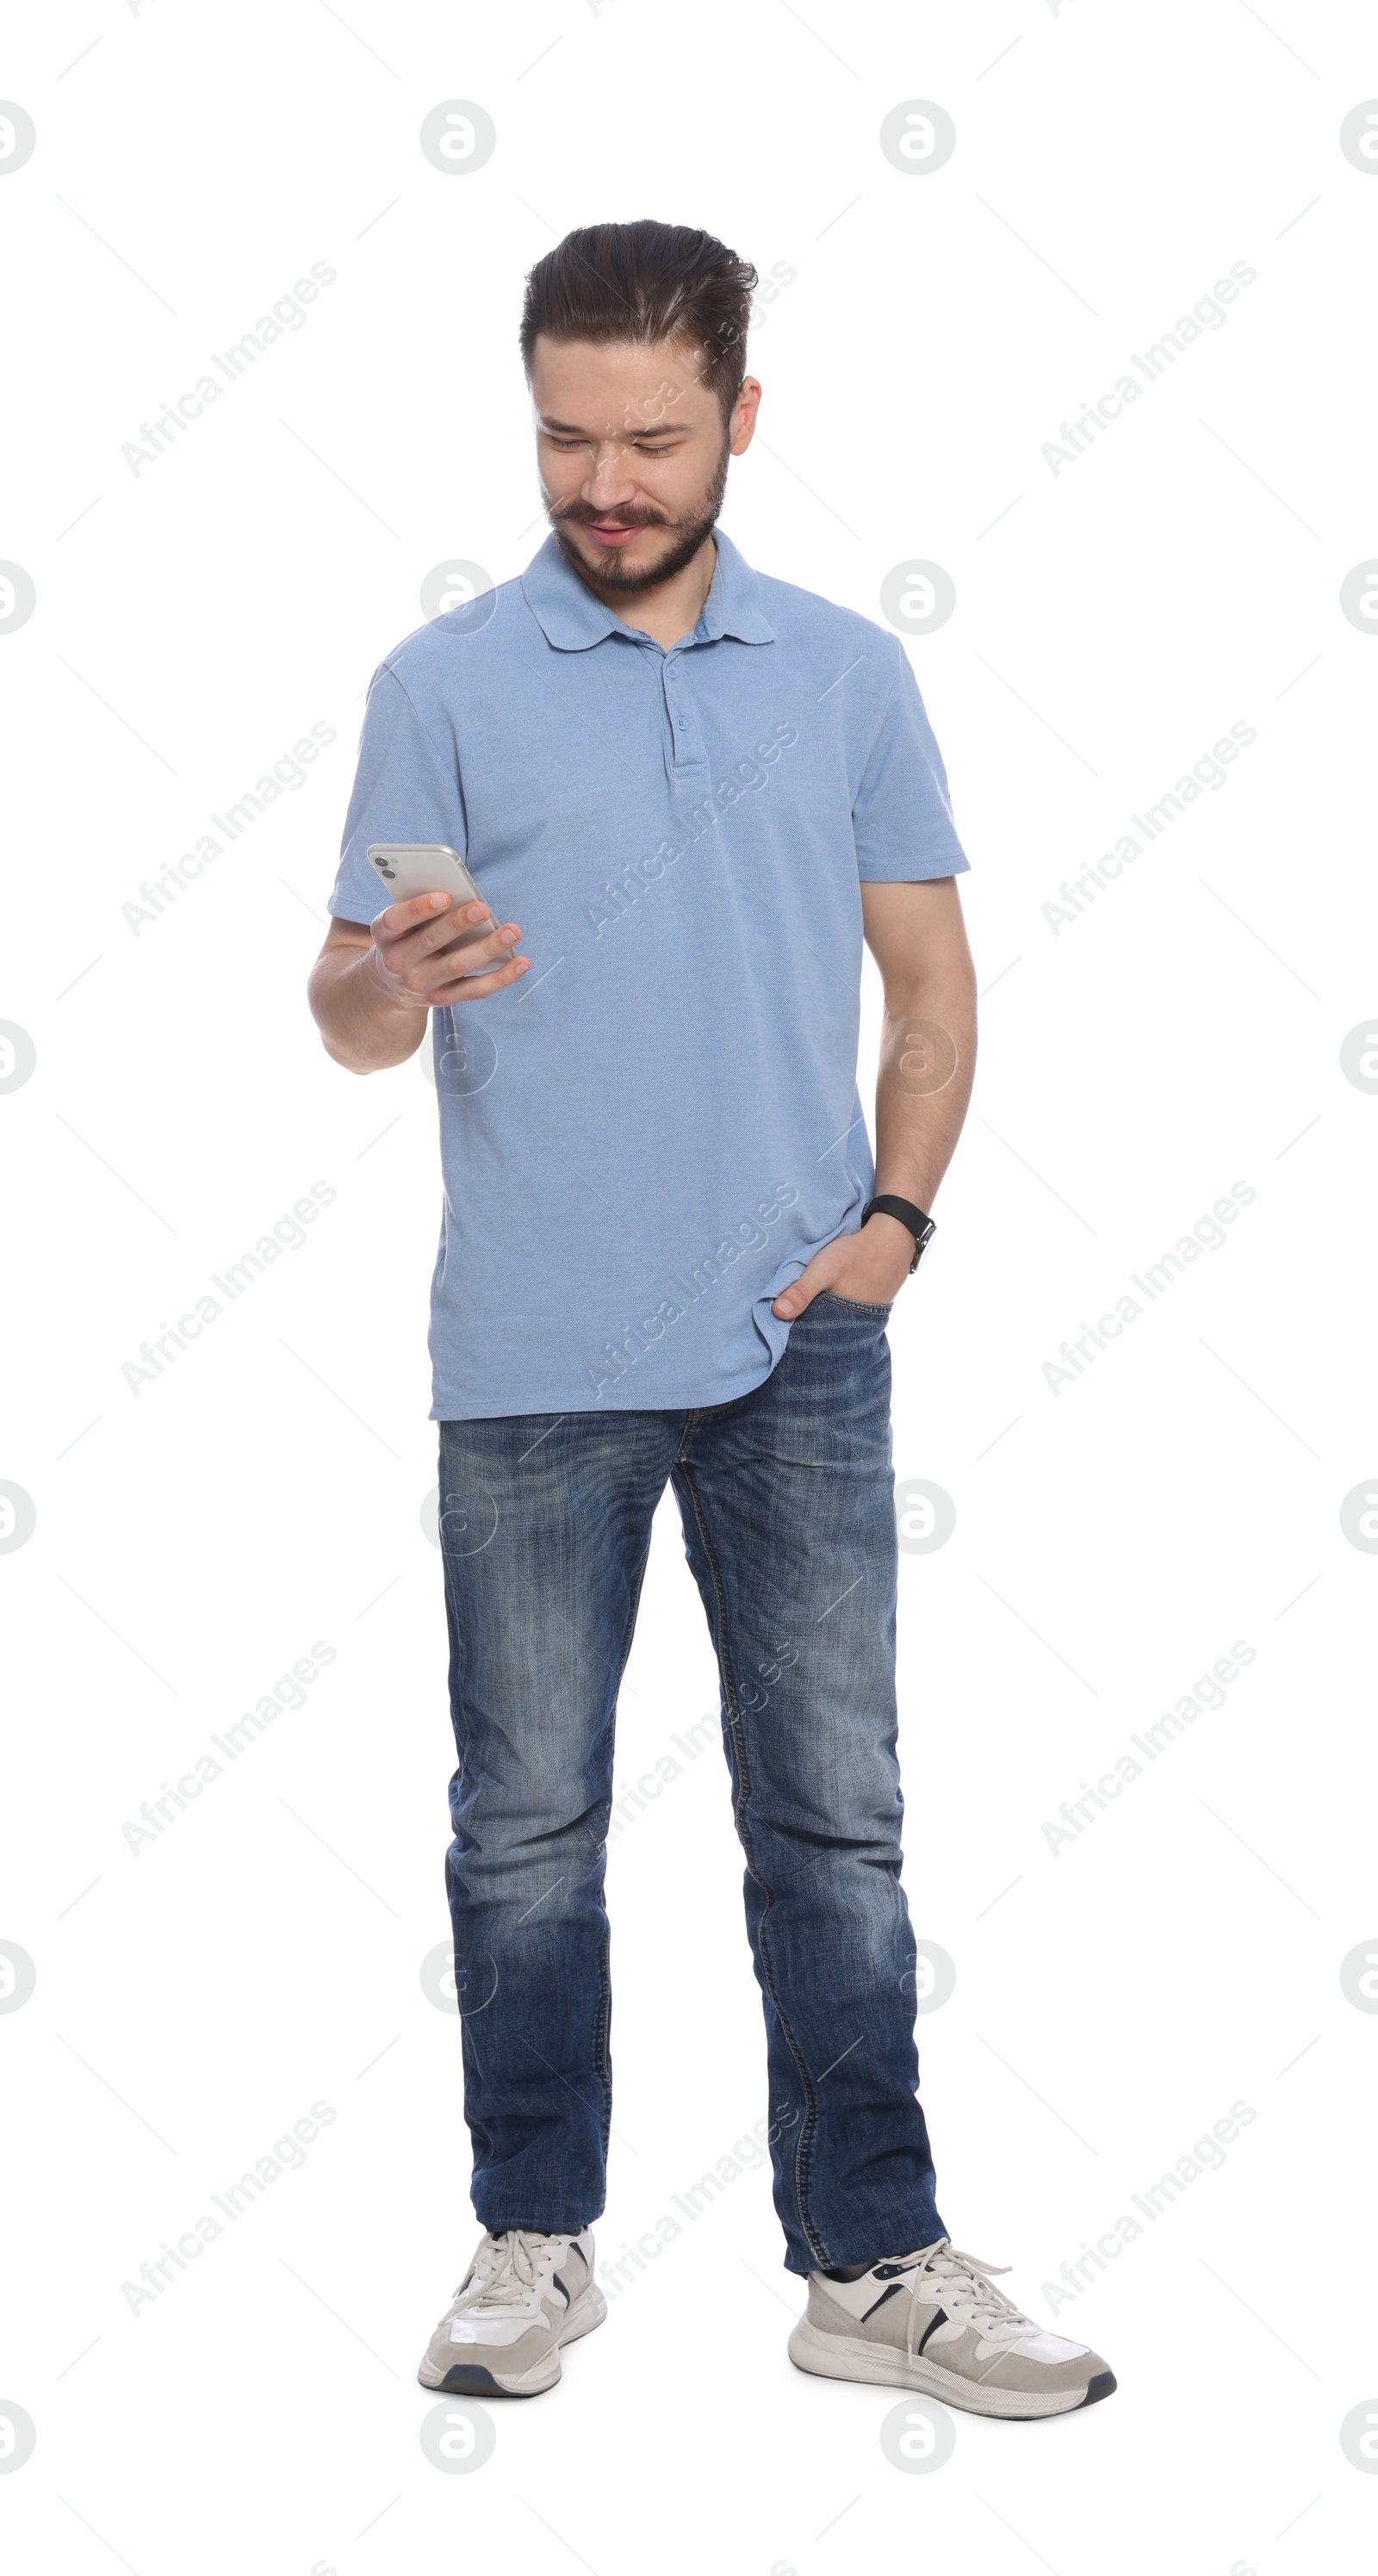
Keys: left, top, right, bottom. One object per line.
{"left": 853, "top": 645, "right": 970, "bottom": 883}
{"left": 327, "top": 663, "right": 468, "bottom": 922}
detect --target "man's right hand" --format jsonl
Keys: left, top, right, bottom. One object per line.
{"left": 369, "top": 891, "right": 530, "bottom": 1010}
{"left": 308, "top": 893, "right": 530, "bottom": 1075}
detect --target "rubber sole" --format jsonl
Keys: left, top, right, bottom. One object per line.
{"left": 787, "top": 2318, "right": 1117, "bottom": 2419}
{"left": 421, "top": 2280, "right": 608, "bottom": 2399}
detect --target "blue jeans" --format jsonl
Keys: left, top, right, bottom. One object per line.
{"left": 438, "top": 1290, "right": 944, "bottom": 2275}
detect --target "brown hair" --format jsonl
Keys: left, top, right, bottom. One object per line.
{"left": 519, "top": 220, "right": 758, "bottom": 427}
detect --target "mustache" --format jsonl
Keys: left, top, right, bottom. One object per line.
{"left": 552, "top": 501, "right": 671, "bottom": 529}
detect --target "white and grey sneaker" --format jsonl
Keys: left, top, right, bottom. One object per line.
{"left": 788, "top": 2237, "right": 1116, "bottom": 2419}
{"left": 418, "top": 2227, "right": 605, "bottom": 2398}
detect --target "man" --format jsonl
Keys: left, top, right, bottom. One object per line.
{"left": 308, "top": 220, "right": 1114, "bottom": 2419}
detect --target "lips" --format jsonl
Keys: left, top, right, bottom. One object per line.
{"left": 585, "top": 522, "right": 642, "bottom": 548}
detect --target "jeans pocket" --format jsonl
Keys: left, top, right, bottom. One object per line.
{"left": 816, "top": 1288, "right": 894, "bottom": 1318}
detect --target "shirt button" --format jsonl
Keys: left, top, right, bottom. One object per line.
{"left": 677, "top": 717, "right": 687, "bottom": 729}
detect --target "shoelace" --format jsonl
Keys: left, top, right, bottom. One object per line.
{"left": 883, "top": 2239, "right": 1038, "bottom": 2369}
{"left": 452, "top": 2229, "right": 564, "bottom": 2318}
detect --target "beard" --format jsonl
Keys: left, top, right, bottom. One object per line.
{"left": 549, "top": 435, "right": 730, "bottom": 596}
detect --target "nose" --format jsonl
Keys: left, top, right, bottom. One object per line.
{"left": 585, "top": 439, "right": 639, "bottom": 512}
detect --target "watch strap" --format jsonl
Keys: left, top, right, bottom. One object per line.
{"left": 861, "top": 1194, "right": 936, "bottom": 1274}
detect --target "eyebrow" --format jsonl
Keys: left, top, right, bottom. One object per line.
{"left": 537, "top": 415, "right": 689, "bottom": 438}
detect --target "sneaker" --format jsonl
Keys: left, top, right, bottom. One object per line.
{"left": 788, "top": 2237, "right": 1116, "bottom": 2419}
{"left": 418, "top": 2226, "right": 605, "bottom": 2398}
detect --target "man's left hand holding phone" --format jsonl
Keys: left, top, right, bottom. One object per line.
{"left": 307, "top": 843, "right": 529, "bottom": 1076}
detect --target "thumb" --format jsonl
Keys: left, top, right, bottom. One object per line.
{"left": 773, "top": 1256, "right": 832, "bottom": 1320}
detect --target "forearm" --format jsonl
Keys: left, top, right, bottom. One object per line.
{"left": 873, "top": 964, "right": 977, "bottom": 1210}
{"left": 307, "top": 943, "right": 429, "bottom": 1075}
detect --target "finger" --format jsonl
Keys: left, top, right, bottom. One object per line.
{"left": 377, "top": 894, "right": 502, "bottom": 960}
{"left": 417, "top": 902, "right": 497, "bottom": 955}
{"left": 374, "top": 890, "right": 457, "bottom": 946}
{"left": 773, "top": 1258, "right": 831, "bottom": 1319}
{"left": 400, "top": 922, "right": 524, "bottom": 996}
{"left": 378, "top": 907, "right": 518, "bottom": 979}
{"left": 425, "top": 916, "right": 521, "bottom": 968}
{"left": 429, "top": 954, "right": 531, "bottom": 1005}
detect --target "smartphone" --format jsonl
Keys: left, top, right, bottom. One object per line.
{"left": 366, "top": 843, "right": 502, "bottom": 968}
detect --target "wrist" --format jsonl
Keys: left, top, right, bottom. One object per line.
{"left": 861, "top": 1194, "right": 936, "bottom": 1275}
{"left": 861, "top": 1211, "right": 917, "bottom": 1260}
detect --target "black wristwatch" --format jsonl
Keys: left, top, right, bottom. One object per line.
{"left": 861, "top": 1195, "right": 936, "bottom": 1275}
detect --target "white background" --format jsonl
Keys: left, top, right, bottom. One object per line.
{"left": 3, "top": 2, "right": 1376, "bottom": 2570}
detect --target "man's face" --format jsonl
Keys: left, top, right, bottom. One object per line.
{"left": 529, "top": 334, "right": 760, "bottom": 597}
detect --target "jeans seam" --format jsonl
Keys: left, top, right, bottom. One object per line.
{"left": 816, "top": 1288, "right": 893, "bottom": 1316}
{"left": 590, "top": 1538, "right": 653, "bottom": 2154}
{"left": 674, "top": 1462, "right": 831, "bottom": 2270}
{"left": 439, "top": 1490, "right": 487, "bottom": 2130}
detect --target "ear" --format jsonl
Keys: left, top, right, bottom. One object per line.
{"left": 729, "top": 377, "right": 762, "bottom": 456}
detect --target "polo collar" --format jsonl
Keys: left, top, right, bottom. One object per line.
{"left": 520, "top": 525, "right": 775, "bottom": 652}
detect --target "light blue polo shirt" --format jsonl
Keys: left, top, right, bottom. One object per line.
{"left": 328, "top": 528, "right": 969, "bottom": 1420}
